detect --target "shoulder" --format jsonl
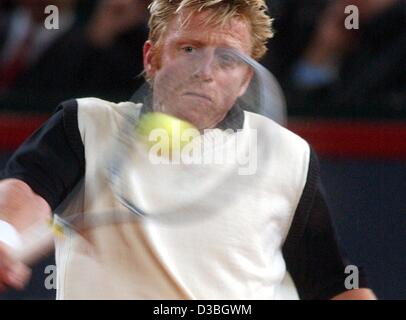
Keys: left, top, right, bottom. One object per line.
{"left": 244, "top": 111, "right": 309, "bottom": 148}
{"left": 75, "top": 97, "right": 143, "bottom": 136}
{"left": 244, "top": 111, "right": 311, "bottom": 168}
{"left": 76, "top": 97, "right": 142, "bottom": 115}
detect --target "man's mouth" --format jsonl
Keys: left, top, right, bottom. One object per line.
{"left": 183, "top": 92, "right": 213, "bottom": 103}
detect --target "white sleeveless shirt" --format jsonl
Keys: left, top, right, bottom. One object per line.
{"left": 55, "top": 98, "right": 310, "bottom": 300}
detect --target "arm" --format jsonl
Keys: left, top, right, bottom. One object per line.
{"left": 0, "top": 179, "right": 51, "bottom": 233}
{"left": 283, "top": 149, "right": 376, "bottom": 300}
{"left": 332, "top": 288, "right": 377, "bottom": 300}
{"left": 0, "top": 100, "right": 85, "bottom": 292}
{"left": 0, "top": 179, "right": 51, "bottom": 291}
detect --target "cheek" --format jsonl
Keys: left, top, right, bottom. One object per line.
{"left": 217, "top": 73, "right": 248, "bottom": 102}
{"left": 154, "top": 62, "right": 184, "bottom": 88}
{"left": 216, "top": 86, "right": 240, "bottom": 112}
{"left": 153, "top": 63, "right": 188, "bottom": 105}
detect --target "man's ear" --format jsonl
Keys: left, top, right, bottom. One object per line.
{"left": 143, "top": 40, "right": 157, "bottom": 78}
{"left": 238, "top": 67, "right": 254, "bottom": 97}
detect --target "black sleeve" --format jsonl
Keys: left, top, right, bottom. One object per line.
{"left": 282, "top": 149, "right": 369, "bottom": 300}
{"left": 0, "top": 99, "right": 85, "bottom": 210}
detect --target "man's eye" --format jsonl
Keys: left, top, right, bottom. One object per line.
{"left": 218, "top": 54, "right": 238, "bottom": 67}
{"left": 182, "top": 46, "right": 195, "bottom": 53}
{"left": 220, "top": 55, "right": 232, "bottom": 63}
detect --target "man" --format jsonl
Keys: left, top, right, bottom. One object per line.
{"left": 0, "top": 0, "right": 376, "bottom": 299}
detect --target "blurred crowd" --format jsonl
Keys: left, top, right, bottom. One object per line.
{"left": 0, "top": 0, "right": 405, "bottom": 118}
{"left": 0, "top": 0, "right": 149, "bottom": 112}
{"left": 265, "top": 0, "right": 406, "bottom": 118}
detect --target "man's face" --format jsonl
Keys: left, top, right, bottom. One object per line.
{"left": 144, "top": 10, "right": 254, "bottom": 130}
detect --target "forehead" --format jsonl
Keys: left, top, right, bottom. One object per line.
{"left": 162, "top": 9, "right": 252, "bottom": 53}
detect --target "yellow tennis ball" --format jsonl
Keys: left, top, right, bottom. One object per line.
{"left": 137, "top": 112, "right": 199, "bottom": 157}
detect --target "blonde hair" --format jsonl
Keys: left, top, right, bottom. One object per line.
{"left": 148, "top": 0, "right": 274, "bottom": 60}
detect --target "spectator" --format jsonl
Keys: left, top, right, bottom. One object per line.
{"left": 264, "top": 0, "right": 406, "bottom": 118}
{"left": 81, "top": 0, "right": 150, "bottom": 103}
{"left": 0, "top": 0, "right": 149, "bottom": 113}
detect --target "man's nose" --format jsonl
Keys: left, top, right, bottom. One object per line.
{"left": 192, "top": 50, "right": 216, "bottom": 81}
